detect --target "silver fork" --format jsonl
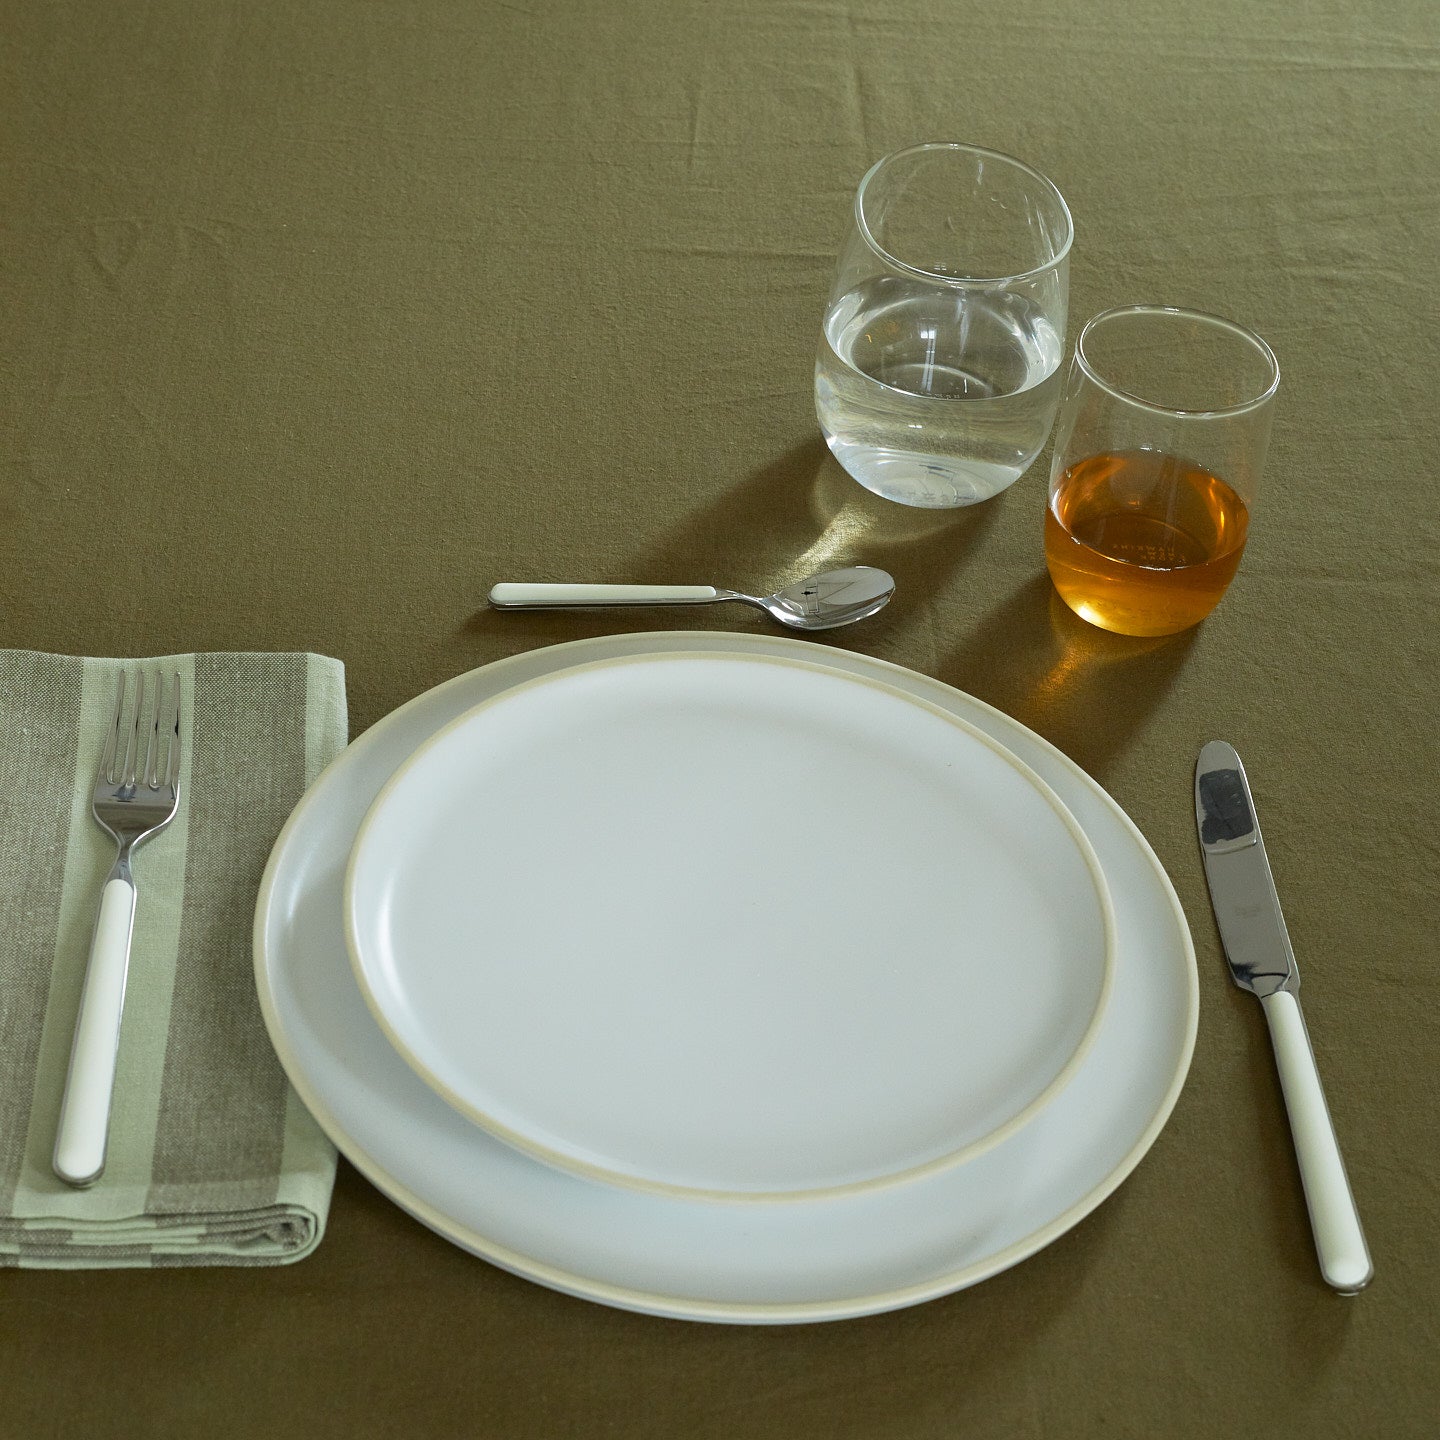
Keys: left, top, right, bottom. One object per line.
{"left": 53, "top": 669, "right": 182, "bottom": 1188}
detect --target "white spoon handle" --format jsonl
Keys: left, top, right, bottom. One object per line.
{"left": 489, "top": 583, "right": 721, "bottom": 609}
{"left": 1260, "top": 989, "right": 1373, "bottom": 1293}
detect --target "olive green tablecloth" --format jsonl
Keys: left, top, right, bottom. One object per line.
{"left": 1, "top": 0, "right": 1436, "bottom": 1435}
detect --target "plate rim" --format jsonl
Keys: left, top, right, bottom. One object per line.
{"left": 253, "top": 632, "right": 1198, "bottom": 1323}
{"left": 340, "top": 647, "right": 1119, "bottom": 1203}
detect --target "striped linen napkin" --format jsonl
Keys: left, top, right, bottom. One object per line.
{"left": 0, "top": 650, "right": 346, "bottom": 1267}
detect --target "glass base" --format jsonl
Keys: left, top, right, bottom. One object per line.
{"left": 825, "top": 436, "right": 1023, "bottom": 509}
{"left": 1047, "top": 569, "right": 1217, "bottom": 637}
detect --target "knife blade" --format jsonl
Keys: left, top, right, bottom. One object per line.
{"left": 1195, "top": 741, "right": 1373, "bottom": 1294}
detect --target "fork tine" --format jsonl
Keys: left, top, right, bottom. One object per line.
{"left": 153, "top": 671, "right": 181, "bottom": 790}
{"left": 166, "top": 671, "right": 182, "bottom": 789}
{"left": 143, "top": 670, "right": 161, "bottom": 788}
{"left": 100, "top": 672, "right": 125, "bottom": 785}
{"left": 121, "top": 671, "right": 144, "bottom": 788}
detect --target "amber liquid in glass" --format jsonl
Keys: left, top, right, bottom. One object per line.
{"left": 1045, "top": 449, "right": 1250, "bottom": 636}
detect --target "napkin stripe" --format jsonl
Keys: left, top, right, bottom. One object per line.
{"left": 146, "top": 653, "right": 308, "bottom": 1207}
{"left": 0, "top": 653, "right": 84, "bottom": 1209}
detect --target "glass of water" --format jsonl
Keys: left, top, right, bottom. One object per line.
{"left": 815, "top": 143, "right": 1072, "bottom": 508}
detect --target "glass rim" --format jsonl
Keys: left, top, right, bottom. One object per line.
{"left": 854, "top": 141, "right": 1074, "bottom": 288}
{"left": 1075, "top": 304, "right": 1281, "bottom": 419}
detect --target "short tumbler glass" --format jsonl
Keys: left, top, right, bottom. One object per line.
{"left": 815, "top": 142, "right": 1072, "bottom": 508}
{"left": 1045, "top": 305, "right": 1280, "bottom": 637}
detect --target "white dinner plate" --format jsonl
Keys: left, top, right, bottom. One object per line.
{"left": 344, "top": 652, "right": 1114, "bottom": 1200}
{"left": 254, "top": 633, "right": 1197, "bottom": 1324}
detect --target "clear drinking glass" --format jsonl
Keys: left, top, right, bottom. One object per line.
{"left": 815, "top": 142, "right": 1072, "bottom": 509}
{"left": 1045, "top": 305, "right": 1280, "bottom": 637}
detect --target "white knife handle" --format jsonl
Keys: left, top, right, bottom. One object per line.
{"left": 489, "top": 583, "right": 721, "bottom": 609}
{"left": 1260, "top": 989, "right": 1373, "bottom": 1293}
{"left": 53, "top": 877, "right": 136, "bottom": 1188}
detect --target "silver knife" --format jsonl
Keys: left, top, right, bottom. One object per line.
{"left": 1195, "top": 741, "right": 1373, "bottom": 1294}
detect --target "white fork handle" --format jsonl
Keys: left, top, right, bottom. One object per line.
{"left": 1260, "top": 989, "right": 1373, "bottom": 1293}
{"left": 489, "top": 583, "right": 721, "bottom": 608}
{"left": 53, "top": 876, "right": 136, "bottom": 1187}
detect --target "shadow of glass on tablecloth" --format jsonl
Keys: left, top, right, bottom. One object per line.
{"left": 936, "top": 573, "right": 1197, "bottom": 783}
{"left": 464, "top": 438, "right": 1000, "bottom": 648}
{"left": 626, "top": 438, "right": 1002, "bottom": 602}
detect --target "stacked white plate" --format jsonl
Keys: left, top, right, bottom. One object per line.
{"left": 254, "top": 634, "right": 1197, "bottom": 1323}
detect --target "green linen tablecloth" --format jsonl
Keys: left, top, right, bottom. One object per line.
{"left": 0, "top": 0, "right": 1435, "bottom": 1436}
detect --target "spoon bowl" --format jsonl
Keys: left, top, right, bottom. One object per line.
{"left": 746, "top": 567, "right": 896, "bottom": 630}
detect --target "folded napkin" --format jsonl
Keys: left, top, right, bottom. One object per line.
{"left": 0, "top": 650, "right": 347, "bottom": 1267}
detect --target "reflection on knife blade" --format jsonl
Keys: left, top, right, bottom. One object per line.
{"left": 1197, "top": 765, "right": 1256, "bottom": 848}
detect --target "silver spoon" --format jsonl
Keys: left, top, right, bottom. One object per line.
{"left": 488, "top": 565, "right": 895, "bottom": 631}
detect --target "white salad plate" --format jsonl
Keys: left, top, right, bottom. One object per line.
{"left": 254, "top": 633, "right": 1197, "bottom": 1324}
{"left": 343, "top": 651, "right": 1115, "bottom": 1200}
